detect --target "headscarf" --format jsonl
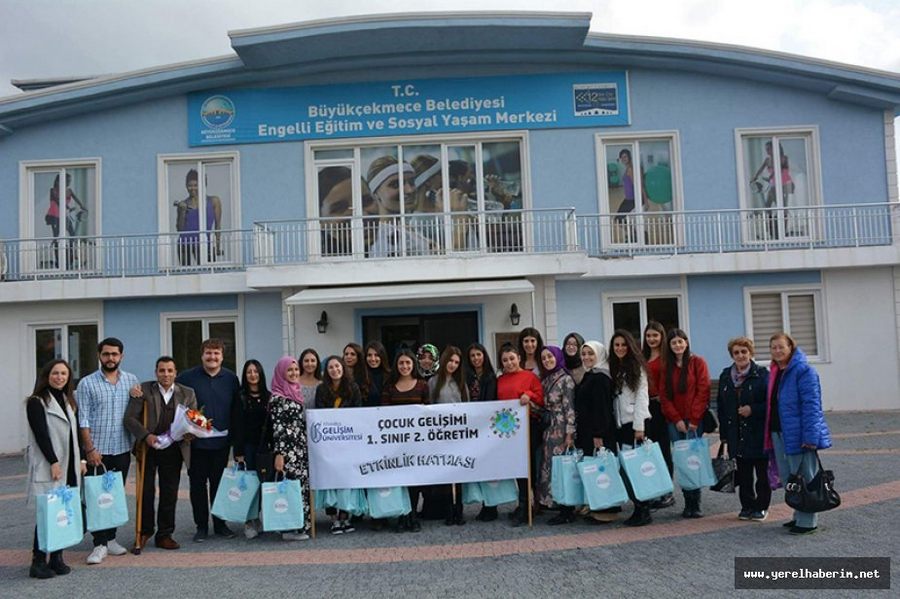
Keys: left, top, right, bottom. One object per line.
{"left": 562, "top": 332, "right": 584, "bottom": 370}
{"left": 540, "top": 345, "right": 567, "bottom": 379}
{"left": 271, "top": 356, "right": 304, "bottom": 405}
{"left": 417, "top": 344, "right": 440, "bottom": 378}
{"left": 583, "top": 340, "right": 610, "bottom": 377}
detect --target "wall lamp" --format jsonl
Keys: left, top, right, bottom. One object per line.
{"left": 509, "top": 303, "right": 521, "bottom": 327}
{"left": 316, "top": 310, "right": 328, "bottom": 334}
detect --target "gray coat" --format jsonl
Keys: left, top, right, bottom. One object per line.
{"left": 124, "top": 381, "right": 197, "bottom": 467}
{"left": 26, "top": 393, "right": 82, "bottom": 505}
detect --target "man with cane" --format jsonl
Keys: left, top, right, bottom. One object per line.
{"left": 125, "top": 357, "right": 196, "bottom": 551}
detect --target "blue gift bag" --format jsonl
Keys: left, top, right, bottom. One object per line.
{"left": 672, "top": 436, "right": 717, "bottom": 490}
{"left": 36, "top": 486, "right": 84, "bottom": 552}
{"left": 551, "top": 450, "right": 584, "bottom": 506}
{"left": 335, "top": 488, "right": 369, "bottom": 516}
{"left": 462, "top": 482, "right": 484, "bottom": 505}
{"left": 260, "top": 478, "right": 305, "bottom": 532}
{"left": 480, "top": 479, "right": 519, "bottom": 507}
{"left": 619, "top": 441, "right": 674, "bottom": 502}
{"left": 366, "top": 487, "right": 411, "bottom": 518}
{"left": 314, "top": 489, "right": 338, "bottom": 511}
{"left": 84, "top": 468, "right": 129, "bottom": 532}
{"left": 212, "top": 465, "right": 261, "bottom": 523}
{"left": 577, "top": 450, "right": 628, "bottom": 510}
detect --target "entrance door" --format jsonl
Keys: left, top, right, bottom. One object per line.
{"left": 362, "top": 311, "right": 479, "bottom": 362}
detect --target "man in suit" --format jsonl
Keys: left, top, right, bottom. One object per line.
{"left": 124, "top": 356, "right": 196, "bottom": 550}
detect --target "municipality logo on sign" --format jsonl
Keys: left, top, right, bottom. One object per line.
{"left": 200, "top": 95, "right": 236, "bottom": 129}
{"left": 573, "top": 83, "right": 619, "bottom": 117}
{"left": 489, "top": 408, "right": 521, "bottom": 438}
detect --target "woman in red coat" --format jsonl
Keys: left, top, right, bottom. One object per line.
{"left": 659, "top": 328, "right": 710, "bottom": 518}
{"left": 496, "top": 343, "right": 544, "bottom": 526}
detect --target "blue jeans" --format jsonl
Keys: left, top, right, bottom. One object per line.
{"left": 771, "top": 432, "right": 818, "bottom": 528}
{"left": 668, "top": 422, "right": 702, "bottom": 503}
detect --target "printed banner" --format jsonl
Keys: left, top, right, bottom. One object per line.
{"left": 188, "top": 71, "right": 629, "bottom": 146}
{"left": 306, "top": 401, "right": 528, "bottom": 489}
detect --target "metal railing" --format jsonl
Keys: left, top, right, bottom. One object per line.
{"left": 0, "top": 203, "right": 894, "bottom": 281}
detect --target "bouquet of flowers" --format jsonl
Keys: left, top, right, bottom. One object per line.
{"left": 153, "top": 404, "right": 228, "bottom": 449}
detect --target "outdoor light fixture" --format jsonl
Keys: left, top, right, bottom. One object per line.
{"left": 316, "top": 311, "right": 328, "bottom": 334}
{"left": 509, "top": 303, "right": 521, "bottom": 326}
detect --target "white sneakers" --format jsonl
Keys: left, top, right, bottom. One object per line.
{"left": 106, "top": 539, "right": 128, "bottom": 556}
{"left": 86, "top": 545, "right": 108, "bottom": 565}
{"left": 86, "top": 540, "right": 127, "bottom": 565}
{"left": 281, "top": 531, "right": 310, "bottom": 541}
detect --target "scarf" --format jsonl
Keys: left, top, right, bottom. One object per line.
{"left": 417, "top": 344, "right": 440, "bottom": 378}
{"left": 730, "top": 363, "right": 752, "bottom": 388}
{"left": 540, "top": 345, "right": 568, "bottom": 379}
{"left": 562, "top": 332, "right": 584, "bottom": 370}
{"left": 583, "top": 340, "right": 611, "bottom": 377}
{"left": 271, "top": 356, "right": 304, "bottom": 405}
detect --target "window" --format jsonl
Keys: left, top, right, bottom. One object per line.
{"left": 310, "top": 135, "right": 526, "bottom": 258}
{"left": 33, "top": 323, "right": 99, "bottom": 387}
{"left": 20, "top": 160, "right": 100, "bottom": 272}
{"left": 736, "top": 128, "right": 821, "bottom": 242}
{"left": 605, "top": 293, "right": 684, "bottom": 342}
{"left": 747, "top": 288, "right": 823, "bottom": 360}
{"left": 162, "top": 312, "right": 241, "bottom": 373}
{"left": 597, "top": 133, "right": 681, "bottom": 247}
{"left": 158, "top": 152, "right": 240, "bottom": 268}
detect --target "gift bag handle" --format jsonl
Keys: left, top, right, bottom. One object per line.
{"left": 90, "top": 463, "right": 108, "bottom": 476}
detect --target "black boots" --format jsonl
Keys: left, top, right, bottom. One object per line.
{"left": 444, "top": 503, "right": 465, "bottom": 526}
{"left": 623, "top": 504, "right": 653, "bottom": 527}
{"left": 475, "top": 505, "right": 498, "bottom": 521}
{"left": 29, "top": 553, "right": 55, "bottom": 579}
{"left": 48, "top": 551, "right": 71, "bottom": 575}
{"left": 682, "top": 491, "right": 703, "bottom": 518}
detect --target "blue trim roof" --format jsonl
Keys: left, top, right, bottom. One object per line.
{"left": 1, "top": 11, "right": 899, "bottom": 134}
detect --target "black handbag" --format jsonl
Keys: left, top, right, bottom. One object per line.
{"left": 784, "top": 454, "right": 841, "bottom": 513}
{"left": 702, "top": 408, "right": 718, "bottom": 434}
{"left": 254, "top": 409, "right": 276, "bottom": 483}
{"left": 710, "top": 443, "right": 736, "bottom": 493}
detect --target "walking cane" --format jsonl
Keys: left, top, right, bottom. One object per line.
{"left": 132, "top": 397, "right": 148, "bottom": 555}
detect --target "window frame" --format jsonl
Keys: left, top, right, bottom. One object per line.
{"left": 734, "top": 126, "right": 824, "bottom": 243}
{"left": 159, "top": 309, "right": 244, "bottom": 372}
{"left": 27, "top": 320, "right": 101, "bottom": 385}
{"left": 305, "top": 131, "right": 532, "bottom": 259}
{"left": 594, "top": 130, "right": 684, "bottom": 249}
{"left": 18, "top": 158, "right": 103, "bottom": 272}
{"left": 601, "top": 286, "right": 688, "bottom": 342}
{"left": 743, "top": 284, "right": 827, "bottom": 362}
{"left": 156, "top": 151, "right": 241, "bottom": 268}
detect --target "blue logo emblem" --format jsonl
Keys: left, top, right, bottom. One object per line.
{"left": 200, "top": 95, "right": 235, "bottom": 129}
{"left": 490, "top": 408, "right": 521, "bottom": 438}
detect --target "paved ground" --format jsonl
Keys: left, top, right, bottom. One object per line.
{"left": 1, "top": 411, "right": 897, "bottom": 598}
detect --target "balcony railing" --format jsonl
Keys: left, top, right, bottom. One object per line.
{"left": 0, "top": 203, "right": 894, "bottom": 282}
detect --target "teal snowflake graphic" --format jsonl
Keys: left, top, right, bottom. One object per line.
{"left": 490, "top": 408, "right": 521, "bottom": 438}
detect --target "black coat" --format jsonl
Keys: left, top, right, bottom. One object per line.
{"left": 573, "top": 370, "right": 615, "bottom": 455}
{"left": 717, "top": 362, "right": 769, "bottom": 460}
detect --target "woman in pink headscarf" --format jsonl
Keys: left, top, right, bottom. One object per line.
{"left": 270, "top": 356, "right": 312, "bottom": 540}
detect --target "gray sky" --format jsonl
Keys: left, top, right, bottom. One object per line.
{"left": 1, "top": 0, "right": 899, "bottom": 98}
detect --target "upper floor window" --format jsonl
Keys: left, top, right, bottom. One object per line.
{"left": 20, "top": 160, "right": 100, "bottom": 272}
{"left": 596, "top": 132, "right": 681, "bottom": 248}
{"left": 736, "top": 128, "right": 821, "bottom": 242}
{"left": 309, "top": 135, "right": 526, "bottom": 259}
{"left": 158, "top": 152, "right": 240, "bottom": 268}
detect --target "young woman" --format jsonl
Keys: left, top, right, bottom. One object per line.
{"left": 269, "top": 357, "right": 312, "bottom": 541}
{"left": 26, "top": 359, "right": 85, "bottom": 579}
{"left": 574, "top": 341, "right": 616, "bottom": 523}
{"left": 465, "top": 342, "right": 497, "bottom": 403}
{"left": 562, "top": 332, "right": 586, "bottom": 385}
{"left": 233, "top": 359, "right": 272, "bottom": 539}
{"left": 416, "top": 344, "right": 440, "bottom": 380}
{"left": 315, "top": 356, "right": 363, "bottom": 534}
{"left": 381, "top": 349, "right": 430, "bottom": 532}
{"left": 642, "top": 320, "right": 674, "bottom": 509}
{"left": 517, "top": 327, "right": 544, "bottom": 376}
{"left": 537, "top": 346, "right": 576, "bottom": 524}
{"left": 496, "top": 344, "right": 544, "bottom": 526}
{"left": 659, "top": 329, "right": 711, "bottom": 518}
{"left": 364, "top": 341, "right": 391, "bottom": 407}
{"left": 717, "top": 337, "right": 770, "bottom": 521}
{"left": 609, "top": 330, "right": 652, "bottom": 527}
{"left": 764, "top": 333, "right": 832, "bottom": 535}
{"left": 298, "top": 348, "right": 322, "bottom": 405}
{"left": 343, "top": 343, "right": 370, "bottom": 405}
{"left": 428, "top": 346, "right": 470, "bottom": 525}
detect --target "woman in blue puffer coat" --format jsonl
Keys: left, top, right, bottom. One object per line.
{"left": 763, "top": 332, "right": 832, "bottom": 535}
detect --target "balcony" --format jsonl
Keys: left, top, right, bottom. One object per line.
{"left": 0, "top": 203, "right": 895, "bottom": 283}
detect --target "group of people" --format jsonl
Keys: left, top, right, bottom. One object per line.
{"left": 24, "top": 323, "right": 832, "bottom": 579}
